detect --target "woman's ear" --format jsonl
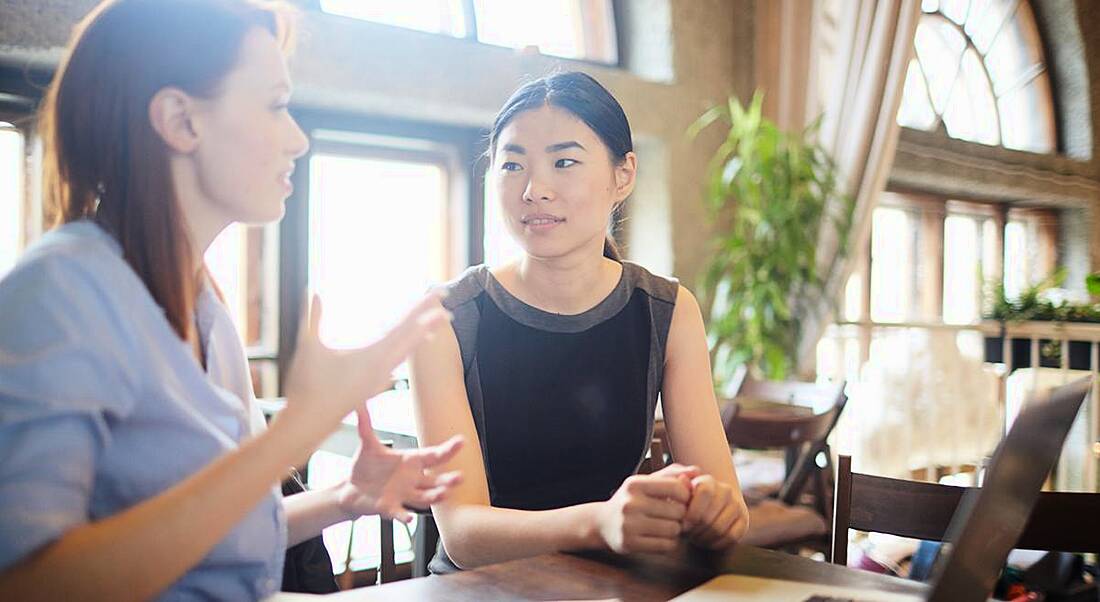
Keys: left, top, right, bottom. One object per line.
{"left": 149, "top": 87, "right": 200, "bottom": 154}
{"left": 613, "top": 151, "right": 637, "bottom": 203}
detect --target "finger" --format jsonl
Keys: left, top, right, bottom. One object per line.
{"left": 698, "top": 502, "right": 738, "bottom": 547}
{"left": 631, "top": 477, "right": 692, "bottom": 503}
{"left": 385, "top": 505, "right": 413, "bottom": 524}
{"left": 729, "top": 511, "right": 750, "bottom": 541}
{"left": 377, "top": 306, "right": 453, "bottom": 368}
{"left": 627, "top": 535, "right": 679, "bottom": 554}
{"left": 677, "top": 473, "right": 695, "bottom": 494}
{"left": 683, "top": 478, "right": 716, "bottom": 528}
{"left": 625, "top": 516, "right": 683, "bottom": 539}
{"left": 712, "top": 513, "right": 749, "bottom": 548}
{"left": 652, "top": 463, "right": 701, "bottom": 480}
{"left": 413, "top": 435, "right": 465, "bottom": 467}
{"left": 353, "top": 404, "right": 386, "bottom": 452}
{"left": 417, "top": 469, "right": 463, "bottom": 490}
{"left": 410, "top": 483, "right": 455, "bottom": 506}
{"left": 692, "top": 487, "right": 727, "bottom": 539}
{"left": 634, "top": 495, "right": 688, "bottom": 521}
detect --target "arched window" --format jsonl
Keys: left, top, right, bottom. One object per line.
{"left": 897, "top": 0, "right": 1056, "bottom": 154}
{"left": 819, "top": 1, "right": 1088, "bottom": 482}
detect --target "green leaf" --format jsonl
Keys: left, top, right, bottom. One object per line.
{"left": 687, "top": 104, "right": 727, "bottom": 140}
{"left": 693, "top": 88, "right": 849, "bottom": 380}
{"left": 1088, "top": 273, "right": 1100, "bottom": 297}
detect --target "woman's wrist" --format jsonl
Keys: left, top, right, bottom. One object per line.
{"left": 265, "top": 397, "right": 345, "bottom": 463}
{"left": 577, "top": 502, "right": 608, "bottom": 550}
{"left": 334, "top": 480, "right": 366, "bottom": 521}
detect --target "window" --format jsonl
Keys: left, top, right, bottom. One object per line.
{"left": 0, "top": 122, "right": 24, "bottom": 276}
{"left": 482, "top": 173, "right": 523, "bottom": 267}
{"left": 318, "top": 0, "right": 468, "bottom": 36}
{"left": 307, "top": 135, "right": 456, "bottom": 350}
{"left": 897, "top": 0, "right": 1056, "bottom": 153}
{"left": 204, "top": 223, "right": 281, "bottom": 396}
{"left": 863, "top": 195, "right": 1038, "bottom": 327}
{"left": 319, "top": 0, "right": 618, "bottom": 63}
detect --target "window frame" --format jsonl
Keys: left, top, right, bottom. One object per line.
{"left": 278, "top": 107, "right": 486, "bottom": 393}
{"left": 899, "top": 0, "right": 1057, "bottom": 154}
{"left": 312, "top": 0, "right": 621, "bottom": 67}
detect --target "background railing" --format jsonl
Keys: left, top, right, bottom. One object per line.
{"left": 818, "top": 319, "right": 1099, "bottom": 492}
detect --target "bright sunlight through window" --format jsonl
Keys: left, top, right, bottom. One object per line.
{"left": 319, "top": 0, "right": 468, "bottom": 36}
{"left": 309, "top": 153, "right": 449, "bottom": 350}
{"left": 0, "top": 123, "right": 24, "bottom": 276}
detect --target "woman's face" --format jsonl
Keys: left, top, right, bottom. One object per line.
{"left": 492, "top": 104, "right": 635, "bottom": 261}
{"left": 188, "top": 27, "right": 309, "bottom": 225}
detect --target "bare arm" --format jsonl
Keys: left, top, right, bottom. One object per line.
{"left": 0, "top": 295, "right": 451, "bottom": 600}
{"left": 284, "top": 485, "right": 349, "bottom": 547}
{"left": 660, "top": 286, "right": 749, "bottom": 547}
{"left": 409, "top": 325, "right": 603, "bottom": 568}
{"left": 410, "top": 322, "right": 692, "bottom": 569}
{"left": 0, "top": 408, "right": 330, "bottom": 601}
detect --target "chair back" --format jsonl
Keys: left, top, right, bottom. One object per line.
{"left": 737, "top": 378, "right": 846, "bottom": 412}
{"left": 722, "top": 379, "right": 848, "bottom": 520}
{"left": 723, "top": 377, "right": 847, "bottom": 448}
{"left": 831, "top": 454, "right": 1100, "bottom": 566}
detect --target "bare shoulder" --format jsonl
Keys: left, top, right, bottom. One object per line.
{"left": 670, "top": 285, "right": 704, "bottom": 328}
{"left": 665, "top": 284, "right": 709, "bottom": 368}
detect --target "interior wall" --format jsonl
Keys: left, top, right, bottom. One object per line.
{"left": 0, "top": 0, "right": 755, "bottom": 285}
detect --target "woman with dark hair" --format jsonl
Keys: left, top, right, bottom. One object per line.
{"left": 411, "top": 71, "right": 748, "bottom": 573}
{"left": 0, "top": 1, "right": 463, "bottom": 599}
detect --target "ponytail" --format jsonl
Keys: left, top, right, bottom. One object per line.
{"left": 603, "top": 235, "right": 622, "bottom": 261}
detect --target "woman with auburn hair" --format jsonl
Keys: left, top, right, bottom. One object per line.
{"left": 0, "top": 1, "right": 462, "bottom": 599}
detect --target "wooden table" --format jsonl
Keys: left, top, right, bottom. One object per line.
{"left": 289, "top": 543, "right": 927, "bottom": 601}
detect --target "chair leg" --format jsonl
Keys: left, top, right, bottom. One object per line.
{"left": 413, "top": 513, "right": 439, "bottom": 578}
{"left": 338, "top": 519, "right": 356, "bottom": 590}
{"left": 379, "top": 517, "right": 396, "bottom": 584}
{"left": 814, "top": 468, "right": 830, "bottom": 522}
{"left": 779, "top": 443, "right": 817, "bottom": 506}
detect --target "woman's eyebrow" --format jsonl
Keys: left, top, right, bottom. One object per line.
{"left": 546, "top": 141, "right": 585, "bottom": 153}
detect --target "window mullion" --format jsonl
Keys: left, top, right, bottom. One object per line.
{"left": 463, "top": 0, "right": 478, "bottom": 41}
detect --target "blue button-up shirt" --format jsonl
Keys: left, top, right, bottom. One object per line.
{"left": 0, "top": 221, "right": 286, "bottom": 600}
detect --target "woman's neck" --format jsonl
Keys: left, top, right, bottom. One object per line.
{"left": 172, "top": 159, "right": 232, "bottom": 269}
{"left": 508, "top": 250, "right": 622, "bottom": 315}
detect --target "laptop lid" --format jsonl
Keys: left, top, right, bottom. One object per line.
{"left": 926, "top": 377, "right": 1091, "bottom": 602}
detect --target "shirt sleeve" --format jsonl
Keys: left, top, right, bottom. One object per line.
{"left": 0, "top": 254, "right": 140, "bottom": 571}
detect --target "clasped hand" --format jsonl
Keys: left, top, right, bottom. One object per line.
{"left": 597, "top": 463, "right": 748, "bottom": 554}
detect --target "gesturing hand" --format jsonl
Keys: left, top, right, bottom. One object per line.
{"left": 336, "top": 403, "right": 464, "bottom": 523}
{"left": 281, "top": 293, "right": 451, "bottom": 435}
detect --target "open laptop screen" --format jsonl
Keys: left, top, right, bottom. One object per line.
{"left": 927, "top": 377, "right": 1091, "bottom": 602}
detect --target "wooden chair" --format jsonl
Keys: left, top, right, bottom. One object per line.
{"left": 721, "top": 384, "right": 848, "bottom": 550}
{"left": 637, "top": 437, "right": 669, "bottom": 475}
{"left": 831, "top": 454, "right": 1100, "bottom": 566}
{"left": 722, "top": 379, "right": 848, "bottom": 519}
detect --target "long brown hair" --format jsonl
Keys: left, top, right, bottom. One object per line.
{"left": 39, "top": 0, "right": 295, "bottom": 339}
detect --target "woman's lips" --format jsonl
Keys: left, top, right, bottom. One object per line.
{"left": 521, "top": 214, "right": 565, "bottom": 231}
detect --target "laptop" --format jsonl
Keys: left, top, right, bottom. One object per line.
{"left": 673, "top": 377, "right": 1092, "bottom": 602}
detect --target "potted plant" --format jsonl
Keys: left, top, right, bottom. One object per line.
{"left": 690, "top": 92, "right": 853, "bottom": 389}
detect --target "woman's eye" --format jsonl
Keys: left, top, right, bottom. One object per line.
{"left": 555, "top": 158, "right": 578, "bottom": 168}
{"left": 501, "top": 161, "right": 523, "bottom": 172}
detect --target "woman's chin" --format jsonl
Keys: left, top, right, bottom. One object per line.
{"left": 242, "top": 199, "right": 286, "bottom": 225}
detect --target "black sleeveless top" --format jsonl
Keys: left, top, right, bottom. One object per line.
{"left": 429, "top": 261, "right": 678, "bottom": 573}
